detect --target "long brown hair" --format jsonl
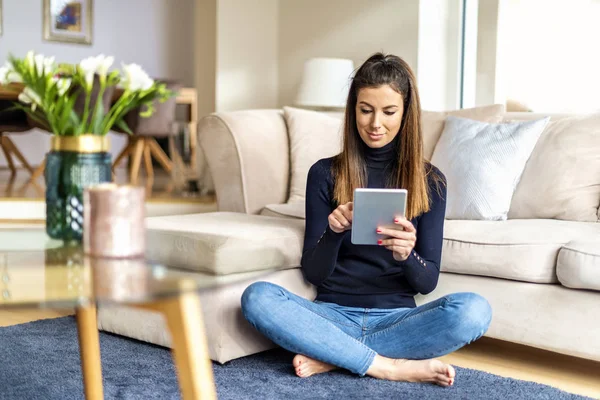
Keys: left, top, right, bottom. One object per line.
{"left": 332, "top": 52, "right": 442, "bottom": 219}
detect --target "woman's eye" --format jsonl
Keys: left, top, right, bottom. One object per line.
{"left": 360, "top": 109, "right": 371, "bottom": 114}
{"left": 384, "top": 111, "right": 396, "bottom": 116}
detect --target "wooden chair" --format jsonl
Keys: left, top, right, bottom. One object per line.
{"left": 0, "top": 102, "right": 34, "bottom": 176}
{"left": 112, "top": 80, "right": 183, "bottom": 184}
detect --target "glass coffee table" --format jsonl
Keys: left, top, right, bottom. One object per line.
{"left": 0, "top": 227, "right": 255, "bottom": 400}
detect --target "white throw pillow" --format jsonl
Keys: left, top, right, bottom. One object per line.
{"left": 422, "top": 104, "right": 506, "bottom": 160}
{"left": 431, "top": 116, "right": 550, "bottom": 220}
{"left": 283, "top": 106, "right": 344, "bottom": 204}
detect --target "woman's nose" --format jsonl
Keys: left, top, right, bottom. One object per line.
{"left": 371, "top": 114, "right": 382, "bottom": 129}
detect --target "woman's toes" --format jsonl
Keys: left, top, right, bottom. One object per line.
{"left": 292, "top": 354, "right": 304, "bottom": 368}
{"left": 435, "top": 373, "right": 452, "bottom": 386}
{"left": 446, "top": 365, "right": 456, "bottom": 379}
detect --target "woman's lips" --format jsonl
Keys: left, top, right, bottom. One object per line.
{"left": 367, "top": 131, "right": 384, "bottom": 141}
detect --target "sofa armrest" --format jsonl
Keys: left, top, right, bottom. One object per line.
{"left": 198, "top": 109, "right": 290, "bottom": 214}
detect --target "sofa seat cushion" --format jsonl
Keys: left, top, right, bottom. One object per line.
{"left": 260, "top": 201, "right": 305, "bottom": 219}
{"left": 441, "top": 219, "right": 600, "bottom": 283}
{"left": 145, "top": 212, "right": 305, "bottom": 275}
{"left": 557, "top": 241, "right": 600, "bottom": 292}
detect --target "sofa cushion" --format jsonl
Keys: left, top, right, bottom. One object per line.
{"left": 557, "top": 241, "right": 600, "bottom": 292}
{"left": 145, "top": 212, "right": 305, "bottom": 275}
{"left": 422, "top": 104, "right": 506, "bottom": 160}
{"left": 508, "top": 113, "right": 600, "bottom": 222}
{"left": 261, "top": 201, "right": 305, "bottom": 219}
{"left": 441, "top": 219, "right": 600, "bottom": 283}
{"left": 283, "top": 106, "right": 343, "bottom": 204}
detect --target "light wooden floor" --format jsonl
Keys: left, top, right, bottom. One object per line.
{"left": 0, "top": 167, "right": 214, "bottom": 201}
{"left": 440, "top": 338, "right": 600, "bottom": 399}
{"left": 1, "top": 311, "right": 599, "bottom": 398}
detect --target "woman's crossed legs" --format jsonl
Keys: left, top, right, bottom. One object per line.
{"left": 241, "top": 282, "right": 492, "bottom": 387}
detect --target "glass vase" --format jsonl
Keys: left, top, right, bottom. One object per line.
{"left": 45, "top": 135, "right": 113, "bottom": 242}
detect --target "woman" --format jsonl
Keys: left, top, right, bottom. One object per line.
{"left": 241, "top": 53, "right": 492, "bottom": 387}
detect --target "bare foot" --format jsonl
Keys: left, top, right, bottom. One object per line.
{"left": 292, "top": 354, "right": 337, "bottom": 378}
{"left": 367, "top": 355, "right": 456, "bottom": 387}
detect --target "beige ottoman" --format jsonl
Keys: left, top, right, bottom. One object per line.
{"left": 97, "top": 212, "right": 316, "bottom": 363}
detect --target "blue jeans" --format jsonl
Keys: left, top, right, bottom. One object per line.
{"left": 241, "top": 282, "right": 492, "bottom": 376}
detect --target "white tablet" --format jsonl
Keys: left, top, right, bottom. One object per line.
{"left": 351, "top": 188, "right": 408, "bottom": 245}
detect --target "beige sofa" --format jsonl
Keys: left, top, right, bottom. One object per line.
{"left": 98, "top": 106, "right": 600, "bottom": 365}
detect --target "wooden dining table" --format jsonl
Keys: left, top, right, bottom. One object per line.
{"left": 0, "top": 83, "right": 199, "bottom": 179}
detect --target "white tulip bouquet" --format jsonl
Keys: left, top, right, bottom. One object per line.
{"left": 0, "top": 51, "right": 173, "bottom": 136}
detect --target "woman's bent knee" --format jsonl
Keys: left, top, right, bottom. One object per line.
{"left": 446, "top": 292, "right": 492, "bottom": 342}
{"left": 240, "top": 281, "right": 284, "bottom": 321}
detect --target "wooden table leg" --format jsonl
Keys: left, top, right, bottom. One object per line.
{"left": 150, "top": 293, "right": 217, "bottom": 400}
{"left": 3, "top": 136, "right": 34, "bottom": 174}
{"left": 0, "top": 137, "right": 16, "bottom": 175}
{"left": 112, "top": 138, "right": 135, "bottom": 172}
{"left": 75, "top": 305, "right": 104, "bottom": 400}
{"left": 30, "top": 160, "right": 46, "bottom": 181}
{"left": 129, "top": 138, "right": 145, "bottom": 185}
{"left": 189, "top": 121, "right": 197, "bottom": 172}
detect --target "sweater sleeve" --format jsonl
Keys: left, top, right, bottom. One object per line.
{"left": 300, "top": 160, "right": 346, "bottom": 287}
{"left": 396, "top": 169, "right": 447, "bottom": 294}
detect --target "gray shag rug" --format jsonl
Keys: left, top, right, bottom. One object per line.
{"left": 0, "top": 316, "right": 591, "bottom": 399}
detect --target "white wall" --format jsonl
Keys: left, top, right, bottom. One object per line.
{"left": 277, "top": 0, "right": 421, "bottom": 108}
{"left": 417, "top": 0, "right": 463, "bottom": 111}
{"left": 197, "top": 0, "right": 459, "bottom": 115}
{"left": 0, "top": 0, "right": 194, "bottom": 168}
{"left": 475, "top": 0, "right": 500, "bottom": 107}
{"left": 194, "top": 0, "right": 217, "bottom": 118}
{"left": 216, "top": 0, "right": 279, "bottom": 112}
{"left": 499, "top": 0, "right": 600, "bottom": 113}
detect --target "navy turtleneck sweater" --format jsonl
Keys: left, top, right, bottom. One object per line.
{"left": 300, "top": 138, "right": 447, "bottom": 309}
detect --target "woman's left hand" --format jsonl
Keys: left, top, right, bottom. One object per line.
{"left": 377, "top": 217, "right": 417, "bottom": 261}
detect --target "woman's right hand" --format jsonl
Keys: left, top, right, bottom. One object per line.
{"left": 328, "top": 202, "right": 353, "bottom": 233}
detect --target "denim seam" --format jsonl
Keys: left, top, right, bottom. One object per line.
{"left": 365, "top": 297, "right": 448, "bottom": 341}
{"left": 361, "top": 309, "right": 369, "bottom": 335}
{"left": 420, "top": 326, "right": 485, "bottom": 360}
{"left": 415, "top": 301, "right": 493, "bottom": 359}
{"left": 421, "top": 342, "right": 463, "bottom": 359}
{"left": 289, "top": 296, "right": 363, "bottom": 329}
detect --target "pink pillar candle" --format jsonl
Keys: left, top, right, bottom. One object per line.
{"left": 89, "top": 257, "right": 152, "bottom": 301}
{"left": 83, "top": 184, "right": 146, "bottom": 258}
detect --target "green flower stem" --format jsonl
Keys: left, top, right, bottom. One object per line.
{"left": 101, "top": 89, "right": 133, "bottom": 134}
{"left": 79, "top": 83, "right": 93, "bottom": 136}
{"left": 88, "top": 78, "right": 106, "bottom": 134}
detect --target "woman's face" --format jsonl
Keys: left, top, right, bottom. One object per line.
{"left": 355, "top": 84, "right": 404, "bottom": 149}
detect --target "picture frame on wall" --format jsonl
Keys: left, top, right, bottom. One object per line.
{"left": 43, "top": 0, "right": 93, "bottom": 45}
